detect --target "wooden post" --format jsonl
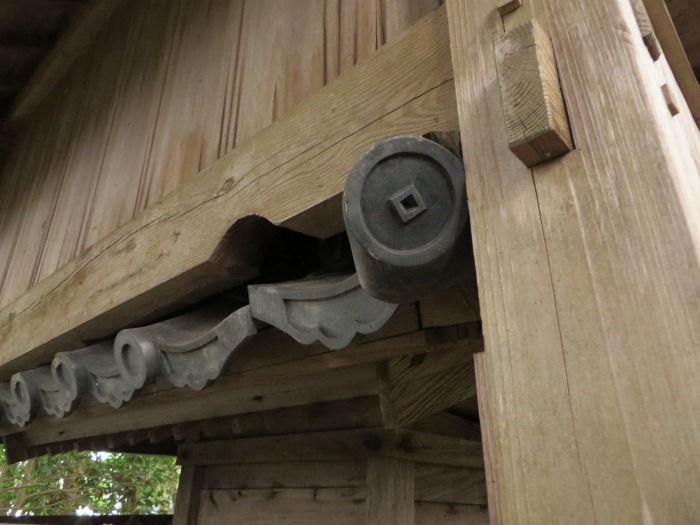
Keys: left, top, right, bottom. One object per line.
{"left": 365, "top": 458, "right": 414, "bottom": 525}
{"left": 173, "top": 465, "right": 204, "bottom": 525}
{"left": 447, "top": 0, "right": 700, "bottom": 523}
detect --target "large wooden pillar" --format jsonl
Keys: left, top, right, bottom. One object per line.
{"left": 446, "top": 0, "right": 700, "bottom": 523}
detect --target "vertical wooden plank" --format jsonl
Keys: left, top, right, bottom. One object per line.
{"left": 141, "top": 0, "right": 246, "bottom": 209}
{"left": 173, "top": 465, "right": 204, "bottom": 525}
{"left": 365, "top": 458, "right": 414, "bottom": 525}
{"left": 445, "top": 1, "right": 595, "bottom": 522}
{"left": 82, "top": 0, "right": 178, "bottom": 247}
{"left": 531, "top": 0, "right": 700, "bottom": 522}
{"left": 0, "top": 108, "right": 57, "bottom": 306}
{"left": 223, "top": 0, "right": 326, "bottom": 150}
{"left": 384, "top": 0, "right": 442, "bottom": 44}
{"left": 448, "top": 0, "right": 700, "bottom": 523}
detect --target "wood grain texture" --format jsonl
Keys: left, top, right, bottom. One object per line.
{"left": 0, "top": 3, "right": 455, "bottom": 377}
{"left": 365, "top": 458, "right": 414, "bottom": 525}
{"left": 177, "top": 430, "right": 484, "bottom": 469}
{"left": 173, "top": 465, "right": 204, "bottom": 525}
{"left": 495, "top": 20, "right": 572, "bottom": 166}
{"left": 643, "top": 0, "right": 700, "bottom": 123}
{"left": 414, "top": 465, "right": 487, "bottom": 506}
{"left": 0, "top": 3, "right": 456, "bottom": 374}
{"left": 418, "top": 283, "right": 480, "bottom": 328}
{"left": 11, "top": 330, "right": 478, "bottom": 448}
{"left": 447, "top": 0, "right": 700, "bottom": 522}
{"left": 197, "top": 488, "right": 366, "bottom": 525}
{"left": 378, "top": 348, "right": 477, "bottom": 429}
{"left": 414, "top": 502, "right": 489, "bottom": 525}
{"left": 202, "top": 461, "right": 366, "bottom": 490}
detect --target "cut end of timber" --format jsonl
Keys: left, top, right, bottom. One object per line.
{"left": 495, "top": 20, "right": 573, "bottom": 167}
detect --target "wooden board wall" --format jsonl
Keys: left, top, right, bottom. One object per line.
{"left": 0, "top": 0, "right": 442, "bottom": 309}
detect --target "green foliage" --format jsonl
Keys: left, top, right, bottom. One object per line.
{"left": 0, "top": 446, "right": 179, "bottom": 516}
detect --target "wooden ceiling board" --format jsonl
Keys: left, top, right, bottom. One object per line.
{"left": 0, "top": 0, "right": 87, "bottom": 120}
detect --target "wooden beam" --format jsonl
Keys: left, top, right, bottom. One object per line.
{"left": 0, "top": 6, "right": 457, "bottom": 378}
{"left": 378, "top": 347, "right": 476, "bottom": 429}
{"left": 418, "top": 281, "right": 480, "bottom": 328}
{"left": 415, "top": 502, "right": 489, "bottom": 525}
{"left": 177, "top": 429, "right": 484, "bottom": 469}
{"left": 3, "top": 0, "right": 123, "bottom": 129}
{"left": 414, "top": 464, "right": 487, "bottom": 506}
{"left": 21, "top": 363, "right": 379, "bottom": 447}
{"left": 197, "top": 487, "right": 366, "bottom": 525}
{"left": 14, "top": 331, "right": 481, "bottom": 447}
{"left": 201, "top": 461, "right": 367, "bottom": 491}
{"left": 447, "top": 0, "right": 700, "bottom": 523}
{"left": 18, "top": 396, "right": 383, "bottom": 461}
{"left": 365, "top": 458, "right": 414, "bottom": 525}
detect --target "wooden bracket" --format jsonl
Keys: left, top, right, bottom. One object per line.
{"left": 495, "top": 20, "right": 573, "bottom": 167}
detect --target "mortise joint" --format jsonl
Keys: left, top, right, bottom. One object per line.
{"left": 661, "top": 83, "right": 680, "bottom": 116}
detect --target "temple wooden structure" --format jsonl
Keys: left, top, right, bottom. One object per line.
{"left": 0, "top": 0, "right": 698, "bottom": 524}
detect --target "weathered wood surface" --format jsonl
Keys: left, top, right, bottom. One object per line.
{"left": 365, "top": 458, "right": 414, "bottom": 525}
{"left": 199, "top": 461, "right": 487, "bottom": 507}
{"left": 447, "top": 0, "right": 700, "bottom": 523}
{"left": 10, "top": 329, "right": 481, "bottom": 448}
{"left": 414, "top": 465, "right": 487, "bottom": 506}
{"left": 197, "top": 488, "right": 366, "bottom": 525}
{"left": 378, "top": 347, "right": 476, "bottom": 429}
{"left": 418, "top": 282, "right": 480, "bottom": 328}
{"left": 414, "top": 502, "right": 489, "bottom": 525}
{"left": 494, "top": 20, "right": 572, "bottom": 166}
{"left": 643, "top": 0, "right": 700, "bottom": 123}
{"left": 0, "top": 4, "right": 455, "bottom": 378}
{"left": 178, "top": 429, "right": 484, "bottom": 468}
{"left": 192, "top": 488, "right": 489, "bottom": 525}
{"left": 202, "top": 461, "right": 366, "bottom": 491}
{"left": 16, "top": 396, "right": 383, "bottom": 461}
{"left": 172, "top": 465, "right": 203, "bottom": 525}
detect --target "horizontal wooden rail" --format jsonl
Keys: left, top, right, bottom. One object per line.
{"left": 0, "top": 6, "right": 457, "bottom": 378}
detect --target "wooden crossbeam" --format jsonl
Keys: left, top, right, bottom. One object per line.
{"left": 9, "top": 330, "right": 481, "bottom": 448}
{"left": 378, "top": 347, "right": 477, "bottom": 429}
{"left": 0, "top": 6, "right": 457, "bottom": 378}
{"left": 177, "top": 429, "right": 484, "bottom": 469}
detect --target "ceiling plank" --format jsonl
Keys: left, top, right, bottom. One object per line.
{"left": 2, "top": 0, "right": 122, "bottom": 130}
